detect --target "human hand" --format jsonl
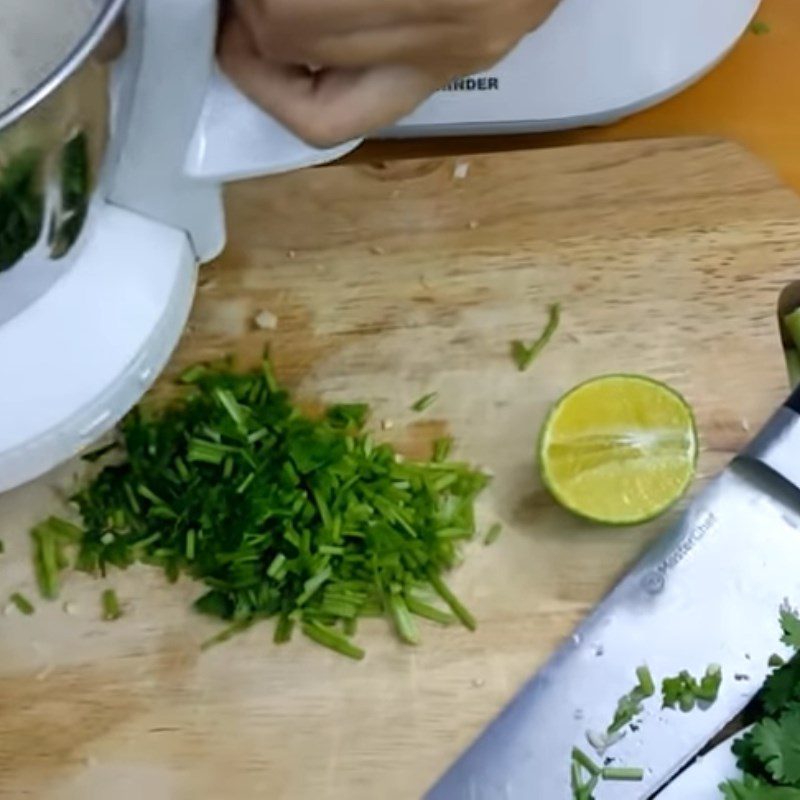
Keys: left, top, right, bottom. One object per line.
{"left": 218, "top": 0, "right": 561, "bottom": 146}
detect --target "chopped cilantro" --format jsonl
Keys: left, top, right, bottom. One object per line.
{"left": 750, "top": 20, "right": 770, "bottom": 35}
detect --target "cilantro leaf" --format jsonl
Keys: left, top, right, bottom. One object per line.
{"left": 752, "top": 708, "right": 800, "bottom": 784}
{"left": 763, "top": 657, "right": 800, "bottom": 716}
{"left": 781, "top": 608, "right": 800, "bottom": 650}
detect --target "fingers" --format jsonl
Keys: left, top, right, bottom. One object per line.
{"left": 264, "top": 27, "right": 452, "bottom": 70}
{"left": 219, "top": 16, "right": 442, "bottom": 147}
{"left": 232, "top": 0, "right": 452, "bottom": 69}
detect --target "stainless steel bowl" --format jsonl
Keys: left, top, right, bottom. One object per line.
{"left": 0, "top": 0, "right": 127, "bottom": 325}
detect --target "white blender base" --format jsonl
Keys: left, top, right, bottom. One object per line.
{"left": 0, "top": 204, "right": 196, "bottom": 492}
{"left": 387, "top": 0, "right": 760, "bottom": 136}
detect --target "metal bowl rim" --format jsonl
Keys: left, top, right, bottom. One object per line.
{"left": 0, "top": 0, "right": 128, "bottom": 131}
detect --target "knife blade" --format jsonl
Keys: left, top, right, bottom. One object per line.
{"left": 426, "top": 393, "right": 800, "bottom": 799}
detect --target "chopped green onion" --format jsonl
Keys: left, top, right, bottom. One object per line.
{"left": 405, "top": 595, "right": 455, "bottom": 625}
{"left": 388, "top": 593, "right": 420, "bottom": 645}
{"left": 273, "top": 615, "right": 294, "bottom": 644}
{"left": 214, "top": 387, "right": 248, "bottom": 433}
{"left": 302, "top": 622, "right": 365, "bottom": 661}
{"left": 180, "top": 364, "right": 209, "bottom": 384}
{"left": 601, "top": 766, "right": 644, "bottom": 782}
{"left": 484, "top": 523, "right": 502, "bottom": 546}
{"left": 296, "top": 567, "right": 332, "bottom": 606}
{"left": 636, "top": 665, "right": 655, "bottom": 697}
{"left": 432, "top": 437, "right": 453, "bottom": 462}
{"left": 9, "top": 592, "right": 35, "bottom": 615}
{"left": 27, "top": 356, "right": 487, "bottom": 660}
{"left": 511, "top": 303, "right": 561, "bottom": 372}
{"left": 101, "top": 589, "right": 122, "bottom": 621}
{"left": 427, "top": 569, "right": 476, "bottom": 631}
{"left": 201, "top": 619, "right": 254, "bottom": 650}
{"left": 572, "top": 747, "right": 601, "bottom": 776}
{"left": 411, "top": 392, "right": 439, "bottom": 412}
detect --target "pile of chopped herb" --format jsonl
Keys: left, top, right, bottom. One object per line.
{"left": 33, "top": 357, "right": 489, "bottom": 659}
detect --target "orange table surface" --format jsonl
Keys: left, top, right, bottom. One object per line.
{"left": 357, "top": 0, "right": 800, "bottom": 193}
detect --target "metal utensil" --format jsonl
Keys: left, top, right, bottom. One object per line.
{"left": 427, "top": 391, "right": 800, "bottom": 799}
{"left": 0, "top": 1, "right": 123, "bottom": 320}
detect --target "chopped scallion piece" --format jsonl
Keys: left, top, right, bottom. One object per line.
{"left": 427, "top": 570, "right": 476, "bottom": 632}
{"left": 411, "top": 392, "right": 439, "bottom": 413}
{"left": 511, "top": 303, "right": 561, "bottom": 372}
{"left": 572, "top": 747, "right": 601, "bottom": 776}
{"left": 302, "top": 622, "right": 365, "bottom": 661}
{"left": 101, "top": 589, "right": 122, "bottom": 621}
{"left": 484, "top": 523, "right": 502, "bottom": 546}
{"left": 9, "top": 592, "right": 35, "bottom": 615}
{"left": 636, "top": 665, "right": 655, "bottom": 697}
{"left": 601, "top": 766, "right": 644, "bottom": 782}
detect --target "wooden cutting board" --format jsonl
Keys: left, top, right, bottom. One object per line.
{"left": 2, "top": 137, "right": 800, "bottom": 800}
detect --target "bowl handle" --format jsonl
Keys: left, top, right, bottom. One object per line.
{"left": 108, "top": 0, "right": 359, "bottom": 262}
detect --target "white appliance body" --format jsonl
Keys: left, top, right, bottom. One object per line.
{"left": 388, "top": 0, "right": 761, "bottom": 136}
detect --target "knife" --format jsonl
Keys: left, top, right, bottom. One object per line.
{"left": 427, "top": 388, "right": 800, "bottom": 799}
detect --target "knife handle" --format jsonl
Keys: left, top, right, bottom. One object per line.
{"left": 786, "top": 386, "right": 800, "bottom": 415}
{"left": 745, "top": 400, "right": 800, "bottom": 491}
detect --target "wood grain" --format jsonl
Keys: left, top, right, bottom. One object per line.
{"left": 1, "top": 138, "right": 800, "bottom": 800}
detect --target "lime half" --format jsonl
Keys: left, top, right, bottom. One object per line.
{"left": 539, "top": 375, "right": 697, "bottom": 525}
